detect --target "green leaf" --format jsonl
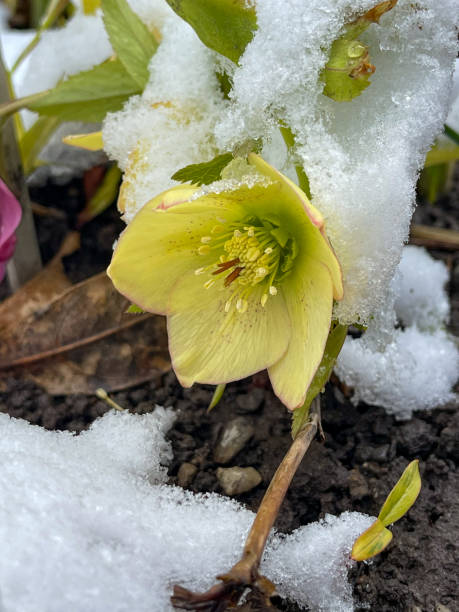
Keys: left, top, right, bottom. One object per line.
{"left": 444, "top": 124, "right": 459, "bottom": 145}
{"left": 19, "top": 116, "right": 61, "bottom": 175}
{"left": 351, "top": 519, "right": 393, "bottom": 561}
{"left": 165, "top": 0, "right": 257, "bottom": 63}
{"left": 424, "top": 145, "right": 459, "bottom": 168}
{"left": 102, "top": 0, "right": 158, "bottom": 89}
{"left": 378, "top": 460, "right": 421, "bottom": 526}
{"left": 292, "top": 323, "right": 348, "bottom": 439}
{"left": 28, "top": 59, "right": 140, "bottom": 122}
{"left": 208, "top": 383, "right": 226, "bottom": 412}
{"left": 171, "top": 152, "right": 233, "bottom": 186}
{"left": 77, "top": 164, "right": 122, "bottom": 226}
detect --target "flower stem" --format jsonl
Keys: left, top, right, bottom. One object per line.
{"left": 279, "top": 124, "right": 311, "bottom": 199}
{"left": 171, "top": 398, "right": 321, "bottom": 610}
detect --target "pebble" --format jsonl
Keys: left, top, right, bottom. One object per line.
{"left": 213, "top": 417, "right": 255, "bottom": 464}
{"left": 216, "top": 467, "right": 262, "bottom": 496}
{"left": 435, "top": 604, "right": 451, "bottom": 612}
{"left": 177, "top": 463, "right": 198, "bottom": 488}
{"left": 348, "top": 467, "right": 369, "bottom": 500}
{"left": 236, "top": 388, "right": 264, "bottom": 413}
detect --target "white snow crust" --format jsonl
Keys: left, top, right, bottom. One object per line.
{"left": 0, "top": 409, "right": 373, "bottom": 612}
{"left": 336, "top": 247, "right": 458, "bottom": 419}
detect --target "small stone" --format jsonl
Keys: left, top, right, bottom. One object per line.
{"left": 177, "top": 463, "right": 198, "bottom": 488}
{"left": 213, "top": 417, "right": 254, "bottom": 464}
{"left": 348, "top": 468, "right": 369, "bottom": 500}
{"left": 435, "top": 604, "right": 451, "bottom": 612}
{"left": 236, "top": 388, "right": 264, "bottom": 413}
{"left": 216, "top": 467, "right": 262, "bottom": 496}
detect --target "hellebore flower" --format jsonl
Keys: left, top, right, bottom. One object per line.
{"left": 108, "top": 154, "right": 343, "bottom": 409}
{"left": 0, "top": 179, "right": 22, "bottom": 282}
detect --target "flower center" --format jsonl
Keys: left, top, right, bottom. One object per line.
{"left": 195, "top": 215, "right": 298, "bottom": 313}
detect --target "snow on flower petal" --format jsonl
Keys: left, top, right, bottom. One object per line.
{"left": 0, "top": 179, "right": 22, "bottom": 282}
{"left": 108, "top": 155, "right": 343, "bottom": 410}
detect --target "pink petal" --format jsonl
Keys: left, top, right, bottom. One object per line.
{"left": 0, "top": 179, "right": 22, "bottom": 250}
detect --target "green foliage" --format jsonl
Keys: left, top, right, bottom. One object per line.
{"left": 126, "top": 304, "right": 145, "bottom": 314}
{"left": 102, "top": 0, "right": 158, "bottom": 89}
{"left": 208, "top": 383, "right": 226, "bottom": 412}
{"left": 291, "top": 323, "right": 348, "bottom": 439}
{"left": 321, "top": 1, "right": 397, "bottom": 102}
{"left": 164, "top": 0, "right": 257, "bottom": 63}
{"left": 171, "top": 152, "right": 233, "bottom": 186}
{"left": 77, "top": 165, "right": 122, "bottom": 226}
{"left": 351, "top": 519, "right": 392, "bottom": 562}
{"left": 351, "top": 460, "right": 421, "bottom": 561}
{"left": 28, "top": 59, "right": 141, "bottom": 122}
{"left": 19, "top": 116, "right": 60, "bottom": 174}
{"left": 378, "top": 460, "right": 421, "bottom": 526}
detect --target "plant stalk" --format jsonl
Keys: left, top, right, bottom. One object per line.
{"left": 171, "top": 398, "right": 321, "bottom": 610}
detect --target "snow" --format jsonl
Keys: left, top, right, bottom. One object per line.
{"left": 336, "top": 247, "right": 459, "bottom": 419}
{"left": 0, "top": 409, "right": 373, "bottom": 612}
{"left": 102, "top": 16, "right": 227, "bottom": 221}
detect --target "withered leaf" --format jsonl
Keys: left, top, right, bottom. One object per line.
{"left": 0, "top": 272, "right": 170, "bottom": 394}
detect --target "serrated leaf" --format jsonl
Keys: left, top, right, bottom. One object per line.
{"left": 165, "top": 0, "right": 256, "bottom": 64}
{"left": 171, "top": 153, "right": 233, "bottom": 186}
{"left": 351, "top": 519, "right": 393, "bottom": 561}
{"left": 62, "top": 131, "right": 104, "bottom": 151}
{"left": 28, "top": 59, "right": 140, "bottom": 122}
{"left": 208, "top": 383, "right": 226, "bottom": 412}
{"left": 102, "top": 0, "right": 158, "bottom": 89}
{"left": 378, "top": 460, "right": 421, "bottom": 526}
{"left": 292, "top": 323, "right": 348, "bottom": 439}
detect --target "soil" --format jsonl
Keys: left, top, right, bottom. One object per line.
{"left": 0, "top": 171, "right": 458, "bottom": 612}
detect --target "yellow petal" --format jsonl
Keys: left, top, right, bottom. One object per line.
{"left": 248, "top": 153, "right": 343, "bottom": 300}
{"left": 108, "top": 194, "right": 238, "bottom": 314}
{"left": 268, "top": 255, "right": 334, "bottom": 410}
{"left": 168, "top": 273, "right": 291, "bottom": 386}
{"left": 62, "top": 131, "right": 104, "bottom": 151}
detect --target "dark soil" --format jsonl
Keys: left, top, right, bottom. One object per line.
{"left": 0, "top": 171, "right": 458, "bottom": 612}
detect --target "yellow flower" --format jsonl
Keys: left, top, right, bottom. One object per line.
{"left": 108, "top": 154, "right": 343, "bottom": 410}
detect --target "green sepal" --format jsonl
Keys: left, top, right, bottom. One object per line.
{"left": 291, "top": 322, "right": 348, "bottom": 439}
{"left": 378, "top": 460, "right": 421, "bottom": 526}
{"left": 102, "top": 0, "right": 158, "bottom": 89}
{"left": 28, "top": 58, "right": 141, "bottom": 122}
{"left": 171, "top": 152, "right": 233, "bottom": 186}
{"left": 164, "top": 0, "right": 257, "bottom": 64}
{"left": 351, "top": 519, "right": 393, "bottom": 561}
{"left": 208, "top": 383, "right": 226, "bottom": 412}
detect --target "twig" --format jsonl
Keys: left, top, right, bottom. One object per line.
{"left": 410, "top": 224, "right": 459, "bottom": 251}
{"left": 171, "top": 398, "right": 322, "bottom": 610}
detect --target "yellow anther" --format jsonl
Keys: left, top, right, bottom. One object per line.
{"left": 264, "top": 247, "right": 273, "bottom": 254}
{"left": 269, "top": 285, "right": 278, "bottom": 295}
{"left": 211, "top": 225, "right": 224, "bottom": 234}
{"left": 234, "top": 229, "right": 242, "bottom": 237}
{"left": 204, "top": 279, "right": 216, "bottom": 289}
{"left": 256, "top": 267, "right": 267, "bottom": 277}
{"left": 201, "top": 236, "right": 212, "bottom": 243}
{"left": 246, "top": 247, "right": 260, "bottom": 262}
{"left": 247, "top": 227, "right": 255, "bottom": 237}
{"left": 194, "top": 267, "right": 205, "bottom": 275}
{"left": 198, "top": 245, "right": 210, "bottom": 255}
{"left": 224, "top": 300, "right": 232, "bottom": 313}
{"left": 261, "top": 294, "right": 268, "bottom": 307}
{"left": 236, "top": 298, "right": 248, "bottom": 313}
